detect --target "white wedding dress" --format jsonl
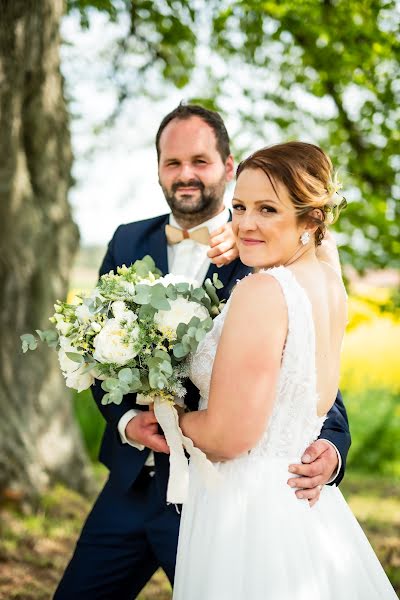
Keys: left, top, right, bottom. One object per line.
{"left": 173, "top": 266, "right": 397, "bottom": 600}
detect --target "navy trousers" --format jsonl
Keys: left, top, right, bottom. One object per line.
{"left": 53, "top": 470, "right": 180, "bottom": 599}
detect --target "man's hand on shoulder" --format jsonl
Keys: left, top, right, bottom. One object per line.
{"left": 207, "top": 222, "right": 239, "bottom": 267}
{"left": 125, "top": 412, "right": 170, "bottom": 454}
{"left": 287, "top": 439, "right": 339, "bottom": 507}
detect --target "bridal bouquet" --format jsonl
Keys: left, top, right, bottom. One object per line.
{"left": 21, "top": 256, "right": 224, "bottom": 502}
{"left": 21, "top": 255, "right": 223, "bottom": 403}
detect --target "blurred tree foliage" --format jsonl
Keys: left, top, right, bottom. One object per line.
{"left": 66, "top": 0, "right": 400, "bottom": 274}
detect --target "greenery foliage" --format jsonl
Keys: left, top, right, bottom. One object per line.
{"left": 66, "top": 0, "right": 399, "bottom": 273}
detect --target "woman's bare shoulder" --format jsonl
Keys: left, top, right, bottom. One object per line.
{"left": 232, "top": 271, "right": 286, "bottom": 310}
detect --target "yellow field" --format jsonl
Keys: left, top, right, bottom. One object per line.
{"left": 341, "top": 292, "right": 400, "bottom": 394}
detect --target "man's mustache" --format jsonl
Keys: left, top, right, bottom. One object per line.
{"left": 172, "top": 180, "right": 204, "bottom": 193}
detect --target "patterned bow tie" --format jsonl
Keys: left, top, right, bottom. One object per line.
{"left": 165, "top": 224, "right": 210, "bottom": 246}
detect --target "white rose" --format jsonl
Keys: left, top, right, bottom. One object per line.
{"left": 64, "top": 366, "right": 94, "bottom": 393}
{"left": 58, "top": 346, "right": 93, "bottom": 393}
{"left": 58, "top": 335, "right": 70, "bottom": 350}
{"left": 154, "top": 297, "right": 209, "bottom": 336}
{"left": 58, "top": 341, "right": 83, "bottom": 371}
{"left": 75, "top": 303, "right": 92, "bottom": 322}
{"left": 93, "top": 318, "right": 139, "bottom": 365}
{"left": 90, "top": 366, "right": 107, "bottom": 381}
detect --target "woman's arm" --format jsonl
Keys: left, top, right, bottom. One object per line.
{"left": 180, "top": 273, "right": 287, "bottom": 460}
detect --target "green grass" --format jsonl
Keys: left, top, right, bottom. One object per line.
{"left": 0, "top": 472, "right": 398, "bottom": 599}
{"left": 72, "top": 389, "right": 105, "bottom": 462}
{"left": 344, "top": 388, "right": 400, "bottom": 477}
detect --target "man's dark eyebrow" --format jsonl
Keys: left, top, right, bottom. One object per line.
{"left": 163, "top": 153, "right": 209, "bottom": 162}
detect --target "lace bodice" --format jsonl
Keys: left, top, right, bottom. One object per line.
{"left": 189, "top": 266, "right": 326, "bottom": 461}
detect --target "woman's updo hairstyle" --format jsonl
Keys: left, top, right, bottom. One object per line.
{"left": 236, "top": 141, "right": 346, "bottom": 246}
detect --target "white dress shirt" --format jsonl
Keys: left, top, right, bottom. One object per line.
{"left": 117, "top": 207, "right": 341, "bottom": 483}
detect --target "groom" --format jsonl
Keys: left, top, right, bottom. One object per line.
{"left": 54, "top": 104, "right": 351, "bottom": 599}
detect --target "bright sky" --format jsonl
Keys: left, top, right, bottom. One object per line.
{"left": 60, "top": 10, "right": 338, "bottom": 248}
{"left": 61, "top": 12, "right": 238, "bottom": 247}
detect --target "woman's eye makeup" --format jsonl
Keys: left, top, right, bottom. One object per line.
{"left": 232, "top": 203, "right": 277, "bottom": 214}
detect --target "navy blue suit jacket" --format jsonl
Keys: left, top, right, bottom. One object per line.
{"left": 91, "top": 214, "right": 351, "bottom": 499}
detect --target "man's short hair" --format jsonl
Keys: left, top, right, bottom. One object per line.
{"left": 155, "top": 103, "right": 231, "bottom": 163}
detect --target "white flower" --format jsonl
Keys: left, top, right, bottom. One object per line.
{"left": 119, "top": 280, "right": 136, "bottom": 296}
{"left": 112, "top": 301, "right": 137, "bottom": 325}
{"left": 90, "top": 321, "right": 102, "bottom": 333}
{"left": 75, "top": 303, "right": 92, "bottom": 322}
{"left": 64, "top": 366, "right": 94, "bottom": 392}
{"left": 58, "top": 335, "right": 71, "bottom": 350}
{"left": 58, "top": 345, "right": 94, "bottom": 392}
{"left": 154, "top": 297, "right": 209, "bottom": 337}
{"left": 112, "top": 301, "right": 128, "bottom": 318}
{"left": 93, "top": 318, "right": 139, "bottom": 365}
{"left": 90, "top": 366, "right": 107, "bottom": 381}
{"left": 55, "top": 318, "right": 72, "bottom": 336}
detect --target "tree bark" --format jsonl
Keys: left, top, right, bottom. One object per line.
{"left": 0, "top": 0, "right": 93, "bottom": 502}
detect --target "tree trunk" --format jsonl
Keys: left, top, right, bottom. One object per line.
{"left": 0, "top": 0, "right": 93, "bottom": 502}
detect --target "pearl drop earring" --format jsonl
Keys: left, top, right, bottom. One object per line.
{"left": 300, "top": 231, "right": 310, "bottom": 245}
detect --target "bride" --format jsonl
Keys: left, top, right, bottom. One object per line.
{"left": 172, "top": 142, "right": 397, "bottom": 599}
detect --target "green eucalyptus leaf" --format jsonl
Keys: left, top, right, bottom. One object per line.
{"left": 175, "top": 282, "right": 190, "bottom": 293}
{"left": 109, "top": 388, "right": 123, "bottom": 405}
{"left": 195, "top": 329, "right": 207, "bottom": 342}
{"left": 150, "top": 285, "right": 171, "bottom": 310}
{"left": 176, "top": 322, "right": 188, "bottom": 339}
{"left": 138, "top": 304, "right": 157, "bottom": 319}
{"left": 212, "top": 273, "right": 224, "bottom": 290}
{"left": 36, "top": 329, "right": 59, "bottom": 347}
{"left": 166, "top": 285, "right": 178, "bottom": 299}
{"left": 188, "top": 336, "right": 198, "bottom": 351}
{"left": 133, "top": 284, "right": 152, "bottom": 304}
{"left": 173, "top": 343, "right": 189, "bottom": 359}
{"left": 119, "top": 382, "right": 131, "bottom": 395}
{"left": 204, "top": 280, "right": 219, "bottom": 305}
{"left": 118, "top": 368, "right": 133, "bottom": 385}
{"left": 154, "top": 349, "right": 170, "bottom": 361}
{"left": 187, "top": 316, "right": 201, "bottom": 328}
{"left": 160, "top": 360, "right": 173, "bottom": 375}
{"left": 132, "top": 255, "right": 161, "bottom": 278}
{"left": 66, "top": 352, "right": 85, "bottom": 364}
{"left": 191, "top": 287, "right": 206, "bottom": 300}
{"left": 130, "top": 378, "right": 142, "bottom": 393}
{"left": 101, "top": 378, "right": 119, "bottom": 392}
{"left": 202, "top": 316, "right": 213, "bottom": 331}
{"left": 201, "top": 296, "right": 212, "bottom": 310}
{"left": 101, "top": 393, "right": 111, "bottom": 405}
{"left": 20, "top": 333, "right": 38, "bottom": 353}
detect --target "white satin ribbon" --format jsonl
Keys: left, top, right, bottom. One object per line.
{"left": 136, "top": 395, "right": 219, "bottom": 503}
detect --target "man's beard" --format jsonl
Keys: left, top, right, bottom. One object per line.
{"left": 161, "top": 177, "right": 226, "bottom": 226}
